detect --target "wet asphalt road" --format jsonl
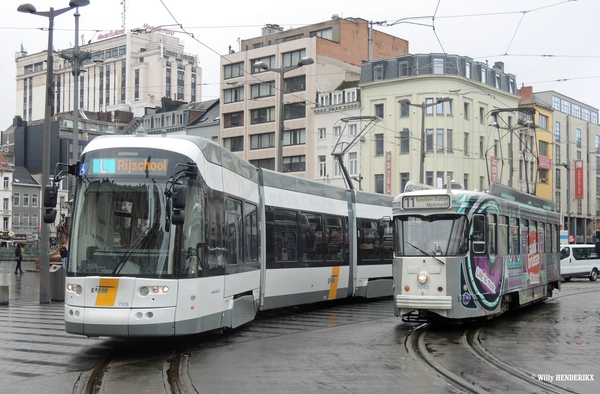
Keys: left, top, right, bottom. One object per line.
{"left": 1, "top": 260, "right": 599, "bottom": 394}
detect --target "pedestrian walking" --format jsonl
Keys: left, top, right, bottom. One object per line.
{"left": 14, "top": 244, "right": 23, "bottom": 274}
{"left": 60, "top": 243, "right": 69, "bottom": 269}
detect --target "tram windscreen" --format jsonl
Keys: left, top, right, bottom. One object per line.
{"left": 395, "top": 214, "right": 469, "bottom": 256}
{"left": 69, "top": 178, "right": 171, "bottom": 277}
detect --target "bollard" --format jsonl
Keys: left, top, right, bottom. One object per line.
{"left": 0, "top": 285, "right": 8, "bottom": 306}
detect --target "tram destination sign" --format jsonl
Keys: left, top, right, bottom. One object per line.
{"left": 402, "top": 194, "right": 451, "bottom": 209}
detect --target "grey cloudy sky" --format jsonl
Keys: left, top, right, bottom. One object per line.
{"left": 1, "top": 0, "right": 598, "bottom": 128}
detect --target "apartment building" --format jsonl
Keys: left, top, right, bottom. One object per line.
{"left": 15, "top": 29, "right": 200, "bottom": 122}
{"left": 220, "top": 16, "right": 409, "bottom": 177}
{"left": 535, "top": 90, "right": 600, "bottom": 243}
{"left": 359, "top": 54, "right": 521, "bottom": 195}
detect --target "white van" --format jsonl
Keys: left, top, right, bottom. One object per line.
{"left": 559, "top": 244, "right": 600, "bottom": 281}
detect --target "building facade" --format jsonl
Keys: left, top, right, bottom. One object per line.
{"left": 535, "top": 90, "right": 600, "bottom": 243}
{"left": 359, "top": 54, "right": 521, "bottom": 196}
{"left": 219, "top": 17, "right": 409, "bottom": 177}
{"left": 15, "top": 30, "right": 201, "bottom": 122}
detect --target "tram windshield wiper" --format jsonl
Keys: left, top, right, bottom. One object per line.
{"left": 406, "top": 241, "right": 444, "bottom": 265}
{"left": 112, "top": 227, "right": 150, "bottom": 275}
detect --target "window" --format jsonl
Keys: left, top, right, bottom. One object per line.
{"left": 334, "top": 162, "right": 341, "bottom": 177}
{"left": 464, "top": 102, "right": 470, "bottom": 120}
{"left": 250, "top": 132, "right": 274, "bottom": 149}
{"left": 553, "top": 96, "right": 561, "bottom": 111}
{"left": 446, "top": 100, "right": 453, "bottom": 116}
{"left": 224, "top": 86, "right": 244, "bottom": 103}
{"left": 226, "top": 198, "right": 243, "bottom": 265}
{"left": 345, "top": 89, "right": 357, "bottom": 103}
{"left": 479, "top": 137, "right": 485, "bottom": 159}
{"left": 509, "top": 78, "right": 516, "bottom": 94}
{"left": 555, "top": 121, "right": 561, "bottom": 142}
{"left": 349, "top": 153, "right": 357, "bottom": 175}
{"left": 284, "top": 103, "right": 305, "bottom": 120}
{"left": 283, "top": 155, "right": 305, "bottom": 172}
{"left": 251, "top": 107, "right": 275, "bottom": 124}
{"left": 576, "top": 128, "right": 582, "bottom": 147}
{"left": 23, "top": 193, "right": 29, "bottom": 207}
{"left": 283, "top": 128, "right": 305, "bottom": 146}
{"left": 349, "top": 124, "right": 357, "bottom": 136}
{"left": 426, "top": 129, "right": 434, "bottom": 152}
{"left": 332, "top": 92, "right": 343, "bottom": 105}
{"left": 13, "top": 193, "right": 19, "bottom": 206}
{"left": 374, "top": 63, "right": 384, "bottom": 80}
{"left": 399, "top": 61, "right": 410, "bottom": 77}
{"left": 375, "top": 104, "right": 384, "bottom": 119}
{"left": 400, "top": 129, "right": 409, "bottom": 154}
{"left": 13, "top": 214, "right": 19, "bottom": 226}
{"left": 282, "top": 49, "right": 306, "bottom": 67}
{"left": 3, "top": 177, "right": 8, "bottom": 189}
{"left": 318, "top": 128, "right": 326, "bottom": 140}
{"left": 426, "top": 98, "right": 434, "bottom": 115}
{"left": 224, "top": 111, "right": 244, "bottom": 128}
{"left": 334, "top": 126, "right": 341, "bottom": 138}
{"left": 375, "top": 174, "right": 384, "bottom": 194}
{"left": 319, "top": 94, "right": 330, "bottom": 107}
{"left": 464, "top": 174, "right": 469, "bottom": 190}
{"left": 479, "top": 107, "right": 485, "bottom": 124}
{"left": 224, "top": 136, "right": 244, "bottom": 152}
{"left": 284, "top": 75, "right": 306, "bottom": 93}
{"left": 2, "top": 198, "right": 8, "bottom": 210}
{"left": 251, "top": 82, "right": 274, "bottom": 98}
{"left": 596, "top": 135, "right": 600, "bottom": 153}
{"left": 539, "top": 114, "right": 548, "bottom": 130}
{"left": 436, "top": 101, "right": 444, "bottom": 115}
{"left": 481, "top": 67, "right": 487, "bottom": 83}
{"left": 319, "top": 156, "right": 327, "bottom": 177}
{"left": 555, "top": 145, "right": 561, "bottom": 165}
{"left": 251, "top": 55, "right": 275, "bottom": 74}
{"left": 375, "top": 134, "right": 384, "bottom": 156}
{"left": 426, "top": 172, "right": 433, "bottom": 186}
{"left": 539, "top": 140, "right": 548, "bottom": 157}
{"left": 562, "top": 100, "right": 571, "bottom": 114}
{"left": 224, "top": 61, "right": 244, "bottom": 79}
{"left": 400, "top": 102, "right": 410, "bottom": 117}
{"left": 250, "top": 158, "right": 275, "bottom": 170}
{"left": 465, "top": 61, "right": 472, "bottom": 78}
{"left": 555, "top": 169, "right": 561, "bottom": 188}
{"left": 310, "top": 27, "right": 333, "bottom": 40}
{"left": 495, "top": 73, "right": 501, "bottom": 88}
{"left": 400, "top": 173, "right": 409, "bottom": 192}
{"left": 540, "top": 168, "right": 549, "bottom": 183}
{"left": 436, "top": 129, "right": 444, "bottom": 152}
{"left": 433, "top": 58, "right": 444, "bottom": 74}
{"left": 447, "top": 129, "right": 453, "bottom": 152}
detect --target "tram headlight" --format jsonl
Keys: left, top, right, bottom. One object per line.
{"left": 150, "top": 286, "right": 170, "bottom": 294}
{"left": 416, "top": 272, "right": 428, "bottom": 284}
{"left": 140, "top": 287, "right": 150, "bottom": 296}
{"left": 66, "top": 283, "right": 82, "bottom": 294}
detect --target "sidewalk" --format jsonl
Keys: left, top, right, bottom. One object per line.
{"left": 0, "top": 260, "right": 110, "bottom": 394}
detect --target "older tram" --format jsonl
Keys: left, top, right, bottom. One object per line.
{"left": 392, "top": 182, "right": 561, "bottom": 321}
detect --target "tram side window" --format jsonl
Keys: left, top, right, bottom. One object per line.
{"left": 509, "top": 217, "right": 520, "bottom": 255}
{"left": 537, "top": 222, "right": 545, "bottom": 255}
{"left": 302, "top": 213, "right": 323, "bottom": 261}
{"left": 326, "top": 216, "right": 344, "bottom": 260}
{"left": 359, "top": 219, "right": 380, "bottom": 261}
{"left": 245, "top": 202, "right": 259, "bottom": 262}
{"left": 275, "top": 210, "right": 299, "bottom": 262}
{"left": 498, "top": 215, "right": 508, "bottom": 256}
{"left": 488, "top": 213, "right": 497, "bottom": 256}
{"left": 226, "top": 198, "right": 243, "bottom": 265}
{"left": 472, "top": 214, "right": 486, "bottom": 254}
{"left": 545, "top": 223, "right": 553, "bottom": 254}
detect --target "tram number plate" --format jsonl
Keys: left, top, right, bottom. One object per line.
{"left": 416, "top": 285, "right": 429, "bottom": 290}
{"left": 118, "top": 302, "right": 130, "bottom": 307}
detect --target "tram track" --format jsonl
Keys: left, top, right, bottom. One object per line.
{"left": 406, "top": 322, "right": 581, "bottom": 394}
{"left": 77, "top": 297, "right": 394, "bottom": 393}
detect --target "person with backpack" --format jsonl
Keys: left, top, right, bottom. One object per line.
{"left": 14, "top": 244, "right": 23, "bottom": 274}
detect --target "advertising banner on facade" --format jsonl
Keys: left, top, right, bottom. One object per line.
{"left": 491, "top": 156, "right": 498, "bottom": 183}
{"left": 575, "top": 160, "right": 584, "bottom": 200}
{"left": 385, "top": 151, "right": 391, "bottom": 195}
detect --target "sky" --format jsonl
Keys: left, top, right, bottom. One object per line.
{"left": 1, "top": 0, "right": 599, "bottom": 128}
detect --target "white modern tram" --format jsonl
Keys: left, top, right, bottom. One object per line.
{"left": 392, "top": 182, "right": 561, "bottom": 322}
{"left": 51, "top": 134, "right": 393, "bottom": 337}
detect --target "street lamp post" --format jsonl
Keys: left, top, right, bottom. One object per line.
{"left": 17, "top": 0, "right": 90, "bottom": 304}
{"left": 59, "top": 3, "right": 91, "bottom": 179}
{"left": 561, "top": 162, "right": 571, "bottom": 240}
{"left": 252, "top": 57, "right": 314, "bottom": 172}
{"left": 398, "top": 97, "right": 452, "bottom": 184}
